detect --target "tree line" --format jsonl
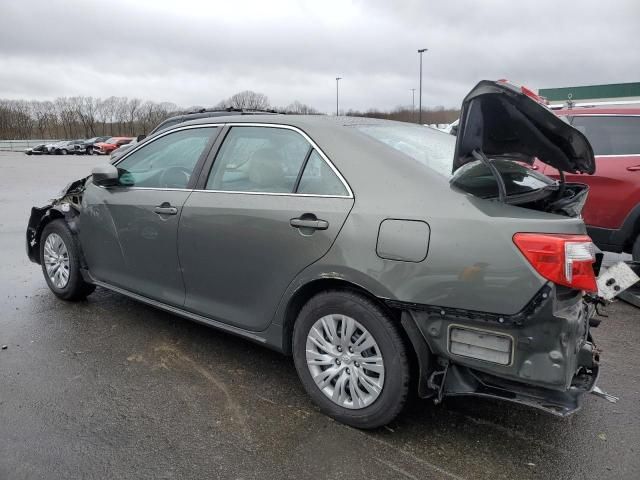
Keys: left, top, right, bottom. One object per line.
{"left": 0, "top": 90, "right": 458, "bottom": 140}
{"left": 344, "top": 106, "right": 459, "bottom": 124}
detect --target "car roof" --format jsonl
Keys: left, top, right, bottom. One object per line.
{"left": 176, "top": 114, "right": 421, "bottom": 131}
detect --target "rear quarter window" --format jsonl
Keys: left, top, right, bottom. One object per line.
{"left": 571, "top": 115, "right": 640, "bottom": 156}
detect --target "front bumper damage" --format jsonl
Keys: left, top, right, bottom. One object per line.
{"left": 393, "top": 283, "right": 604, "bottom": 416}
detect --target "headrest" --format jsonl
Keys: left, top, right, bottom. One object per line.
{"left": 248, "top": 148, "right": 284, "bottom": 188}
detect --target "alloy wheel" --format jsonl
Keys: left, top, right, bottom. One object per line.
{"left": 43, "top": 233, "right": 70, "bottom": 289}
{"left": 306, "top": 314, "right": 385, "bottom": 409}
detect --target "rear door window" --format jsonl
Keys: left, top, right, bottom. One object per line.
{"left": 296, "top": 150, "right": 349, "bottom": 196}
{"left": 206, "top": 126, "right": 310, "bottom": 193}
{"left": 571, "top": 116, "right": 640, "bottom": 156}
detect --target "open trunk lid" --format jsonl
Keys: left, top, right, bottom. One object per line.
{"left": 453, "top": 80, "right": 595, "bottom": 174}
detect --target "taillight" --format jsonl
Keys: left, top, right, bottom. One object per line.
{"left": 513, "top": 233, "right": 597, "bottom": 292}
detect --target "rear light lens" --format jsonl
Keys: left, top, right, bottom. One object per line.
{"left": 513, "top": 233, "right": 597, "bottom": 292}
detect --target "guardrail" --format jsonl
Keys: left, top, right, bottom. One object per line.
{"left": 0, "top": 140, "right": 61, "bottom": 152}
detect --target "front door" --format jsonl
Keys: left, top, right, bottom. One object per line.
{"left": 79, "top": 126, "right": 219, "bottom": 305}
{"left": 178, "top": 125, "right": 354, "bottom": 330}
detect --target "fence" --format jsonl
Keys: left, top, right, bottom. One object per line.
{"left": 0, "top": 140, "right": 61, "bottom": 152}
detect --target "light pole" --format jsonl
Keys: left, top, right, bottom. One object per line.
{"left": 336, "top": 77, "right": 342, "bottom": 116}
{"left": 418, "top": 48, "right": 428, "bottom": 124}
{"left": 410, "top": 88, "right": 416, "bottom": 121}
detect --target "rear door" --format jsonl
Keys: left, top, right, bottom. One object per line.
{"left": 547, "top": 115, "right": 640, "bottom": 229}
{"left": 178, "top": 124, "right": 354, "bottom": 331}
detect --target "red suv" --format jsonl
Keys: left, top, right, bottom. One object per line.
{"left": 534, "top": 108, "right": 640, "bottom": 258}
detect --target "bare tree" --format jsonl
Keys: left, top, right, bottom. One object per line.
{"left": 283, "top": 101, "right": 319, "bottom": 114}
{"left": 0, "top": 95, "right": 181, "bottom": 140}
{"left": 75, "top": 97, "right": 100, "bottom": 137}
{"left": 220, "top": 90, "right": 270, "bottom": 110}
{"left": 125, "top": 98, "right": 141, "bottom": 135}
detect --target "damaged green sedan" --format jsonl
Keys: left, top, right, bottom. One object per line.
{"left": 27, "top": 80, "right": 611, "bottom": 428}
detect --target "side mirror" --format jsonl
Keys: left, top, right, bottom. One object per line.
{"left": 91, "top": 164, "right": 119, "bottom": 186}
{"left": 136, "top": 134, "right": 146, "bottom": 142}
{"left": 449, "top": 124, "right": 458, "bottom": 136}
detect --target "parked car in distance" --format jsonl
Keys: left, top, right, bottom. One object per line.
{"left": 93, "top": 137, "right": 134, "bottom": 155}
{"left": 53, "top": 139, "right": 86, "bottom": 155}
{"left": 110, "top": 134, "right": 147, "bottom": 161}
{"left": 44, "top": 141, "right": 65, "bottom": 154}
{"left": 24, "top": 144, "right": 48, "bottom": 155}
{"left": 81, "top": 136, "right": 111, "bottom": 155}
{"left": 27, "top": 81, "right": 606, "bottom": 428}
{"left": 533, "top": 107, "right": 640, "bottom": 258}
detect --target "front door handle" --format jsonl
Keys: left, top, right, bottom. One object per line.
{"left": 627, "top": 165, "right": 640, "bottom": 171}
{"left": 154, "top": 202, "right": 178, "bottom": 215}
{"left": 290, "top": 216, "right": 329, "bottom": 230}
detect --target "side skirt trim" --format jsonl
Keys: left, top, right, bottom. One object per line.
{"left": 91, "top": 279, "right": 267, "bottom": 344}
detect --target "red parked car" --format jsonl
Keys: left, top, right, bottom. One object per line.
{"left": 534, "top": 108, "right": 640, "bottom": 258}
{"left": 93, "top": 137, "right": 134, "bottom": 155}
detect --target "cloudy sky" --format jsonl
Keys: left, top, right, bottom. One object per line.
{"left": 1, "top": 0, "right": 638, "bottom": 112}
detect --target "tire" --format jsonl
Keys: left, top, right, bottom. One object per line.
{"left": 40, "top": 219, "right": 95, "bottom": 301}
{"left": 87, "top": 148, "right": 93, "bottom": 155}
{"left": 60, "top": 149, "right": 68, "bottom": 155}
{"left": 293, "top": 290, "right": 410, "bottom": 429}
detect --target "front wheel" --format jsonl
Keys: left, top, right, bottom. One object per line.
{"left": 40, "top": 219, "right": 95, "bottom": 301}
{"left": 293, "top": 290, "right": 410, "bottom": 429}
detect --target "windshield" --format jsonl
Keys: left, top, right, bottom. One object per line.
{"left": 105, "top": 137, "right": 119, "bottom": 144}
{"left": 353, "top": 123, "right": 455, "bottom": 177}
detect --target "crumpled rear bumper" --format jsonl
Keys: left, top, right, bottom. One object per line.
{"left": 441, "top": 358, "right": 598, "bottom": 416}
{"left": 396, "top": 283, "right": 600, "bottom": 416}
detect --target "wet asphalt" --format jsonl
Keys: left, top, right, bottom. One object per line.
{"left": 0, "top": 151, "right": 639, "bottom": 480}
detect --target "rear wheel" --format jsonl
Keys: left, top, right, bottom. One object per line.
{"left": 60, "top": 149, "right": 68, "bottom": 155}
{"left": 40, "top": 219, "right": 95, "bottom": 301}
{"left": 293, "top": 290, "right": 410, "bottom": 429}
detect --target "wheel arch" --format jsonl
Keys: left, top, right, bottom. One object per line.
{"left": 28, "top": 207, "right": 79, "bottom": 264}
{"left": 279, "top": 277, "right": 401, "bottom": 356}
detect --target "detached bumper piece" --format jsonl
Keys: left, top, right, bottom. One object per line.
{"left": 441, "top": 362, "right": 598, "bottom": 417}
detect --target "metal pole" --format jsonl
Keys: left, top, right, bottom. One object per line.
{"left": 336, "top": 77, "right": 342, "bottom": 116}
{"left": 418, "top": 48, "right": 427, "bottom": 124}
{"left": 411, "top": 88, "right": 416, "bottom": 121}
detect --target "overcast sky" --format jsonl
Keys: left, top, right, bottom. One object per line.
{"left": 1, "top": 0, "right": 638, "bottom": 112}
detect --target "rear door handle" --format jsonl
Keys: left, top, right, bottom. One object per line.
{"left": 154, "top": 202, "right": 178, "bottom": 215}
{"left": 290, "top": 217, "right": 329, "bottom": 230}
{"left": 627, "top": 165, "right": 640, "bottom": 171}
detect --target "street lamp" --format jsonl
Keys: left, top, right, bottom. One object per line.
{"left": 410, "top": 88, "right": 416, "bottom": 121}
{"left": 336, "top": 77, "right": 342, "bottom": 116}
{"left": 417, "top": 48, "right": 428, "bottom": 124}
